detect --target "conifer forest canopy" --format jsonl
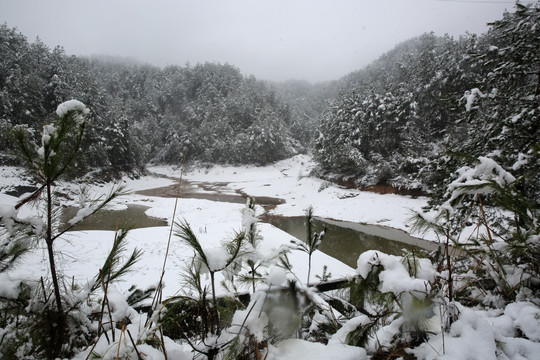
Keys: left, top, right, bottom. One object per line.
{"left": 0, "top": 2, "right": 538, "bottom": 201}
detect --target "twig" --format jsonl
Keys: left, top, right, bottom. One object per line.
{"left": 84, "top": 334, "right": 102, "bottom": 360}
{"left": 116, "top": 324, "right": 125, "bottom": 360}
{"left": 478, "top": 196, "right": 494, "bottom": 244}
{"left": 107, "top": 220, "right": 121, "bottom": 341}
{"left": 127, "top": 329, "right": 142, "bottom": 360}
{"left": 159, "top": 327, "right": 169, "bottom": 360}
{"left": 40, "top": 276, "right": 50, "bottom": 302}
{"left": 98, "top": 267, "right": 115, "bottom": 343}
{"left": 97, "top": 218, "right": 122, "bottom": 339}
{"left": 439, "top": 304, "right": 445, "bottom": 354}
{"left": 263, "top": 341, "right": 269, "bottom": 360}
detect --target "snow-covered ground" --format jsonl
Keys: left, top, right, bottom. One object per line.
{"left": 153, "top": 155, "right": 435, "bottom": 238}
{"left": 2, "top": 156, "right": 539, "bottom": 359}
{"left": 0, "top": 155, "right": 437, "bottom": 300}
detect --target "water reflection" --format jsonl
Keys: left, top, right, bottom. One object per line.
{"left": 262, "top": 215, "right": 438, "bottom": 268}
{"left": 62, "top": 203, "right": 438, "bottom": 269}
{"left": 62, "top": 204, "right": 167, "bottom": 231}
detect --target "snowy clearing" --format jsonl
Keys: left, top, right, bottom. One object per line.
{"left": 151, "top": 155, "right": 437, "bottom": 239}
{"left": 0, "top": 155, "right": 478, "bottom": 302}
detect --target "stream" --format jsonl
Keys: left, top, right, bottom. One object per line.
{"left": 262, "top": 215, "right": 438, "bottom": 267}
{"left": 64, "top": 180, "right": 438, "bottom": 268}
{"left": 62, "top": 204, "right": 168, "bottom": 231}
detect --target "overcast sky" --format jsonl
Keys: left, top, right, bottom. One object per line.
{"left": 1, "top": 0, "right": 522, "bottom": 82}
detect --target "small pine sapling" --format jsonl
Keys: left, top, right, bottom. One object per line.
{"left": 291, "top": 206, "right": 326, "bottom": 285}
{"left": 175, "top": 219, "right": 246, "bottom": 336}
{"left": 7, "top": 101, "right": 128, "bottom": 358}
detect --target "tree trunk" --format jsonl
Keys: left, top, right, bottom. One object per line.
{"left": 307, "top": 256, "right": 312, "bottom": 286}
{"left": 46, "top": 180, "right": 66, "bottom": 358}
{"left": 210, "top": 271, "right": 220, "bottom": 334}
{"left": 46, "top": 180, "right": 63, "bottom": 316}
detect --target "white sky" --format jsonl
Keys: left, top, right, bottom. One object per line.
{"left": 0, "top": 0, "right": 523, "bottom": 82}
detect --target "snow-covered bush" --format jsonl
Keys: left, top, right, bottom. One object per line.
{"left": 332, "top": 249, "right": 437, "bottom": 356}
{"left": 414, "top": 155, "right": 539, "bottom": 305}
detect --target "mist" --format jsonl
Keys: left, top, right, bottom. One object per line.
{"left": 1, "top": 0, "right": 514, "bottom": 82}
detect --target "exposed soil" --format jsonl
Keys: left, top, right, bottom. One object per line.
{"left": 360, "top": 184, "right": 425, "bottom": 197}
{"left": 62, "top": 204, "right": 167, "bottom": 231}
{"left": 4, "top": 185, "right": 39, "bottom": 197}
{"left": 135, "top": 179, "right": 285, "bottom": 212}
{"left": 321, "top": 176, "right": 426, "bottom": 197}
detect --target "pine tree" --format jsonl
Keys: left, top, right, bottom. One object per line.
{"left": 11, "top": 100, "right": 126, "bottom": 357}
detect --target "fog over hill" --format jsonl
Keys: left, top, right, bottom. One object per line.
{"left": 1, "top": 0, "right": 514, "bottom": 82}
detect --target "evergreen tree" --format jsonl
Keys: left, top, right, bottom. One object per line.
{"left": 10, "top": 100, "right": 126, "bottom": 357}
{"left": 453, "top": 2, "right": 540, "bottom": 200}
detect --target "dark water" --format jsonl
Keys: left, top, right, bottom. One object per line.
{"left": 263, "top": 215, "right": 439, "bottom": 268}
{"left": 62, "top": 204, "right": 167, "bottom": 231}
{"left": 63, "top": 203, "right": 438, "bottom": 268}
{"left": 5, "top": 185, "right": 38, "bottom": 197}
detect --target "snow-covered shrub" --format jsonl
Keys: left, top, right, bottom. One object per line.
{"left": 338, "top": 249, "right": 437, "bottom": 355}
{"left": 0, "top": 227, "right": 145, "bottom": 359}
{"left": 396, "top": 152, "right": 540, "bottom": 358}
{"left": 414, "top": 155, "right": 539, "bottom": 305}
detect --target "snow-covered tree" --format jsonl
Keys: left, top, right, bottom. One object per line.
{"left": 4, "top": 100, "right": 135, "bottom": 358}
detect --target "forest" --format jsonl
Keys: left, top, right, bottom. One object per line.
{"left": 1, "top": 3, "right": 538, "bottom": 200}
{"left": 0, "top": 2, "right": 539, "bottom": 359}
{"left": 0, "top": 30, "right": 329, "bottom": 175}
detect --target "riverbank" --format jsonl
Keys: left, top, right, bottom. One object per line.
{"left": 2, "top": 156, "right": 437, "bottom": 240}
{"left": 0, "top": 159, "right": 357, "bottom": 300}
{"left": 149, "top": 155, "right": 438, "bottom": 241}
{"left": 0, "top": 155, "right": 447, "bottom": 301}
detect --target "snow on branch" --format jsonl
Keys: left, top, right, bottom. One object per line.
{"left": 462, "top": 88, "right": 497, "bottom": 112}
{"left": 447, "top": 156, "right": 516, "bottom": 204}
{"left": 56, "top": 99, "right": 90, "bottom": 117}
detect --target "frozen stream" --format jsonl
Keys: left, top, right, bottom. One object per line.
{"left": 64, "top": 181, "right": 438, "bottom": 268}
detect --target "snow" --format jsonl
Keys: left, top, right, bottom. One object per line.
{"left": 151, "top": 155, "right": 435, "bottom": 240}
{"left": 463, "top": 88, "right": 485, "bottom": 112}
{"left": 0, "top": 167, "right": 33, "bottom": 194}
{"left": 0, "top": 154, "right": 441, "bottom": 300}
{"left": 267, "top": 338, "right": 367, "bottom": 360}
{"left": 229, "top": 291, "right": 268, "bottom": 342}
{"left": 266, "top": 265, "right": 287, "bottom": 286}
{"left": 329, "top": 315, "right": 370, "bottom": 345}
{"left": 67, "top": 206, "right": 93, "bottom": 225}
{"left": 0, "top": 273, "right": 21, "bottom": 299}
{"left": 240, "top": 200, "right": 259, "bottom": 230}
{"left": 453, "top": 156, "right": 515, "bottom": 188}
{"left": 512, "top": 152, "right": 529, "bottom": 171}
{"left": 357, "top": 250, "right": 435, "bottom": 297}
{"left": 447, "top": 156, "right": 516, "bottom": 204}
{"left": 41, "top": 124, "right": 56, "bottom": 145}
{"left": 409, "top": 303, "right": 540, "bottom": 360}
{"left": 71, "top": 311, "right": 193, "bottom": 360}
{"left": 15, "top": 155, "right": 432, "bottom": 294}
{"left": 106, "top": 284, "right": 138, "bottom": 323}
{"left": 4, "top": 196, "right": 354, "bottom": 300}
{"left": 503, "top": 302, "right": 540, "bottom": 341}
{"left": 5, "top": 155, "right": 534, "bottom": 359}
{"left": 203, "top": 245, "right": 230, "bottom": 271}
{"left": 0, "top": 204, "right": 16, "bottom": 220}
{"left": 37, "top": 146, "right": 45, "bottom": 159}
{"left": 55, "top": 99, "right": 90, "bottom": 117}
